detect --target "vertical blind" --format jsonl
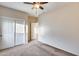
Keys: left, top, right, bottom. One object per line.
{"left": 0, "top": 16, "right": 27, "bottom": 50}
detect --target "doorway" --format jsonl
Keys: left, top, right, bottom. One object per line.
{"left": 31, "top": 23, "right": 38, "bottom": 40}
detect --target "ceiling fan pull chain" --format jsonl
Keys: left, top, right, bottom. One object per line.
{"left": 36, "top": 8, "right": 38, "bottom": 16}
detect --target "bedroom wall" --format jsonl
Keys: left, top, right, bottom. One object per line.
{"left": 0, "top": 6, "right": 28, "bottom": 19}
{"left": 38, "top": 3, "right": 79, "bottom": 55}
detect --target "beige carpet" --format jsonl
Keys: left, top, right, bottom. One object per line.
{"left": 0, "top": 40, "right": 75, "bottom": 56}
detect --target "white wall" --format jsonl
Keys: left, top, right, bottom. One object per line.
{"left": 0, "top": 6, "right": 28, "bottom": 19}
{"left": 38, "top": 3, "right": 79, "bottom": 55}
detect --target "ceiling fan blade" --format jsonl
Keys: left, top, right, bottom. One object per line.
{"left": 33, "top": 2, "right": 36, "bottom": 4}
{"left": 24, "top": 2, "right": 33, "bottom": 4}
{"left": 40, "top": 2, "right": 48, "bottom": 4}
{"left": 39, "top": 6, "right": 44, "bottom": 10}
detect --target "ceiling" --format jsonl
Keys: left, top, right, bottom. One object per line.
{"left": 0, "top": 2, "right": 67, "bottom": 17}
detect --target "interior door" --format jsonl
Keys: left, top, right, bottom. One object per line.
{"left": 15, "top": 20, "right": 25, "bottom": 45}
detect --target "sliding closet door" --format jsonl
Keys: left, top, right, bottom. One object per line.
{"left": 15, "top": 20, "right": 25, "bottom": 45}
{"left": 0, "top": 17, "right": 14, "bottom": 49}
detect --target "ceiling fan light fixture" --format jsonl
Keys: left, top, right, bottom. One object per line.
{"left": 33, "top": 3, "right": 40, "bottom": 9}
{"left": 24, "top": 2, "right": 48, "bottom": 10}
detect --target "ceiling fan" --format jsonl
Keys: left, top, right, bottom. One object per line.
{"left": 24, "top": 2, "right": 48, "bottom": 10}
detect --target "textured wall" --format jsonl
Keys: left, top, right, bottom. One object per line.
{"left": 0, "top": 6, "right": 28, "bottom": 20}
{"left": 38, "top": 3, "right": 79, "bottom": 55}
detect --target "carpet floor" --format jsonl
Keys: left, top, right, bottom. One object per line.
{"left": 0, "top": 40, "right": 75, "bottom": 56}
